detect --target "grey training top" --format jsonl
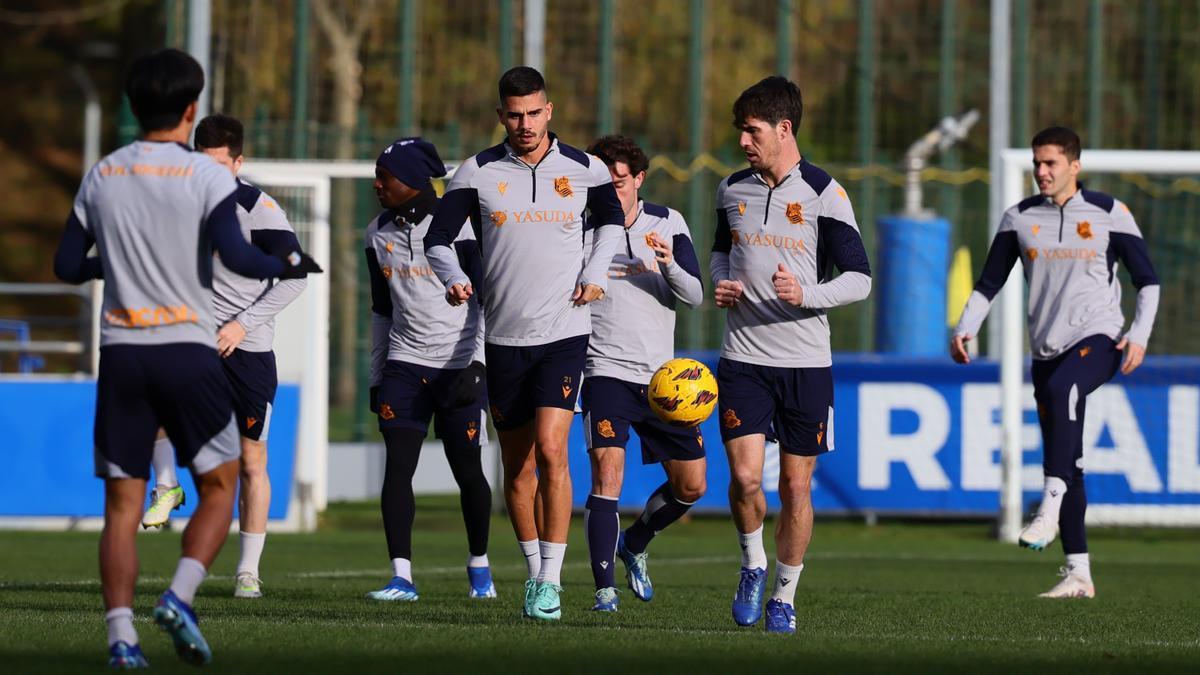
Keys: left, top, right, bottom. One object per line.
{"left": 711, "top": 160, "right": 872, "bottom": 368}
{"left": 365, "top": 193, "right": 484, "bottom": 385}
{"left": 955, "top": 187, "right": 1160, "bottom": 360}
{"left": 586, "top": 201, "right": 703, "bottom": 384}
{"left": 423, "top": 134, "right": 625, "bottom": 347}
{"left": 211, "top": 179, "right": 307, "bottom": 353}
{"left": 72, "top": 141, "right": 238, "bottom": 347}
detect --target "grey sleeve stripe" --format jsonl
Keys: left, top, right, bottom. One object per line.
{"left": 800, "top": 270, "right": 871, "bottom": 309}
{"left": 580, "top": 223, "right": 623, "bottom": 291}
{"left": 710, "top": 252, "right": 731, "bottom": 285}
{"left": 1124, "top": 284, "right": 1160, "bottom": 348}
{"left": 235, "top": 277, "right": 307, "bottom": 333}
{"left": 954, "top": 290, "right": 993, "bottom": 338}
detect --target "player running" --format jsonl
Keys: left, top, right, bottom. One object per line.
{"left": 951, "top": 126, "right": 1160, "bottom": 599}
{"left": 580, "top": 135, "right": 705, "bottom": 612}
{"left": 53, "top": 49, "right": 319, "bottom": 668}
{"left": 424, "top": 66, "right": 624, "bottom": 621}
{"left": 141, "top": 114, "right": 309, "bottom": 603}
{"left": 711, "top": 76, "right": 871, "bottom": 634}
{"left": 364, "top": 137, "right": 495, "bottom": 602}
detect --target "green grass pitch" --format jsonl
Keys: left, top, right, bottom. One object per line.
{"left": 2, "top": 498, "right": 1197, "bottom": 673}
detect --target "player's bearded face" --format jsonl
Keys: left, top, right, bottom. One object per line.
{"left": 498, "top": 92, "right": 552, "bottom": 155}
{"left": 1032, "top": 144, "right": 1080, "bottom": 201}
{"left": 738, "top": 117, "right": 781, "bottom": 171}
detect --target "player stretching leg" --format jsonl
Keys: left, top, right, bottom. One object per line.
{"left": 952, "top": 126, "right": 1159, "bottom": 599}
{"left": 711, "top": 77, "right": 871, "bottom": 634}
{"left": 425, "top": 67, "right": 624, "bottom": 621}
{"left": 54, "top": 49, "right": 319, "bottom": 668}
{"left": 580, "top": 135, "right": 706, "bottom": 612}
{"left": 142, "top": 115, "right": 310, "bottom": 603}
{"left": 364, "top": 138, "right": 495, "bottom": 602}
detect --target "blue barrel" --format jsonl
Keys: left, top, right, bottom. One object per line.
{"left": 875, "top": 215, "right": 951, "bottom": 355}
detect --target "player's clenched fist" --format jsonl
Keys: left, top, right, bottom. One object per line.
{"left": 573, "top": 283, "right": 605, "bottom": 306}
{"left": 714, "top": 279, "right": 743, "bottom": 308}
{"left": 949, "top": 334, "right": 972, "bottom": 364}
{"left": 446, "top": 283, "right": 473, "bottom": 306}
{"left": 772, "top": 263, "right": 803, "bottom": 306}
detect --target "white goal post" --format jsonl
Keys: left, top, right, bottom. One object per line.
{"left": 996, "top": 149, "right": 1200, "bottom": 539}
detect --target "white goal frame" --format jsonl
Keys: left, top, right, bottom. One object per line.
{"left": 996, "top": 149, "right": 1200, "bottom": 539}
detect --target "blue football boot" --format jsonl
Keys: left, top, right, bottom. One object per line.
{"left": 731, "top": 566, "right": 767, "bottom": 626}
{"left": 467, "top": 566, "right": 497, "bottom": 599}
{"left": 764, "top": 598, "right": 797, "bottom": 634}
{"left": 153, "top": 589, "right": 212, "bottom": 665}
{"left": 366, "top": 576, "right": 419, "bottom": 601}
{"left": 617, "top": 531, "right": 654, "bottom": 602}
{"left": 107, "top": 641, "right": 149, "bottom": 669}
{"left": 591, "top": 587, "right": 619, "bottom": 612}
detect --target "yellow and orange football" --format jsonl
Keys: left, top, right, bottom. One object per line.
{"left": 647, "top": 358, "right": 718, "bottom": 427}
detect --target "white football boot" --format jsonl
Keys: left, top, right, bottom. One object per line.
{"left": 142, "top": 486, "right": 185, "bottom": 529}
{"left": 1038, "top": 565, "right": 1095, "bottom": 599}
{"left": 1018, "top": 513, "right": 1058, "bottom": 550}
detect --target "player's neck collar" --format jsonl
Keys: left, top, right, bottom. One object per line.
{"left": 392, "top": 187, "right": 437, "bottom": 225}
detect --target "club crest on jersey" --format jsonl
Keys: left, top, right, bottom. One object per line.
{"left": 785, "top": 202, "right": 804, "bottom": 225}
{"left": 497, "top": 181, "right": 508, "bottom": 195}
{"left": 1031, "top": 225, "right": 1041, "bottom": 236}
{"left": 1026, "top": 248, "right": 1038, "bottom": 260}
{"left": 381, "top": 265, "right": 393, "bottom": 279}
{"left": 386, "top": 241, "right": 394, "bottom": 253}
{"left": 490, "top": 210, "right": 507, "bottom": 227}
{"left": 1077, "top": 221, "right": 1093, "bottom": 240}
{"left": 722, "top": 409, "right": 742, "bottom": 429}
{"left": 597, "top": 419, "right": 616, "bottom": 439}
{"left": 554, "top": 176, "right": 573, "bottom": 198}
{"left": 466, "top": 421, "right": 478, "bottom": 441}
{"left": 737, "top": 201, "right": 747, "bottom": 216}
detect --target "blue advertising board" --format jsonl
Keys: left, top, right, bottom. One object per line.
{"left": 0, "top": 379, "right": 298, "bottom": 519}
{"left": 567, "top": 354, "right": 1200, "bottom": 517}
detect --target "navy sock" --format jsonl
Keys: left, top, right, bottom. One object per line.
{"left": 585, "top": 494, "right": 619, "bottom": 590}
{"left": 1059, "top": 473, "right": 1088, "bottom": 554}
{"left": 624, "top": 481, "right": 693, "bottom": 555}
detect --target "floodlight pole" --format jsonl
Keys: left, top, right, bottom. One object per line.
{"left": 187, "top": 0, "right": 212, "bottom": 124}
{"left": 524, "top": 0, "right": 545, "bottom": 73}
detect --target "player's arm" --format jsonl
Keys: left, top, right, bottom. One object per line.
{"left": 576, "top": 167, "right": 625, "bottom": 302}
{"left": 208, "top": 192, "right": 318, "bottom": 280}
{"left": 230, "top": 204, "right": 309, "bottom": 336}
{"left": 654, "top": 212, "right": 703, "bottom": 307}
{"left": 711, "top": 184, "right": 742, "bottom": 308}
{"left": 951, "top": 211, "right": 1021, "bottom": 363}
{"left": 53, "top": 212, "right": 103, "bottom": 284}
{"left": 364, "top": 224, "right": 393, "bottom": 413}
{"left": 792, "top": 183, "right": 872, "bottom": 309}
{"left": 1109, "top": 200, "right": 1160, "bottom": 374}
{"left": 424, "top": 159, "right": 480, "bottom": 304}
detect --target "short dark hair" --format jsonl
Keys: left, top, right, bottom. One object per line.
{"left": 1031, "top": 126, "right": 1082, "bottom": 161}
{"left": 195, "top": 114, "right": 244, "bottom": 157}
{"left": 124, "top": 48, "right": 205, "bottom": 132}
{"left": 733, "top": 76, "right": 803, "bottom": 135}
{"left": 498, "top": 66, "right": 546, "bottom": 101}
{"left": 587, "top": 135, "right": 649, "bottom": 177}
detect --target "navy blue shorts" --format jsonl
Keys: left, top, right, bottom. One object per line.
{"left": 716, "top": 358, "right": 833, "bottom": 456}
{"left": 581, "top": 376, "right": 705, "bottom": 464}
{"left": 94, "top": 344, "right": 240, "bottom": 479}
{"left": 484, "top": 335, "right": 587, "bottom": 431}
{"left": 376, "top": 360, "right": 487, "bottom": 445}
{"left": 221, "top": 349, "right": 278, "bottom": 442}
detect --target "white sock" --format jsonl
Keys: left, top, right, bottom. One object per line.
{"left": 467, "top": 553, "right": 489, "bottom": 569}
{"left": 391, "top": 557, "right": 412, "bottom": 581}
{"left": 1037, "top": 476, "right": 1068, "bottom": 523}
{"left": 536, "top": 541, "right": 567, "bottom": 586}
{"left": 152, "top": 437, "right": 177, "bottom": 489}
{"left": 168, "top": 557, "right": 207, "bottom": 605}
{"left": 105, "top": 607, "right": 137, "bottom": 647}
{"left": 771, "top": 561, "right": 804, "bottom": 604}
{"left": 519, "top": 539, "right": 541, "bottom": 579}
{"left": 737, "top": 525, "right": 768, "bottom": 570}
{"left": 1066, "top": 553, "right": 1092, "bottom": 582}
{"left": 236, "top": 531, "right": 266, "bottom": 578}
